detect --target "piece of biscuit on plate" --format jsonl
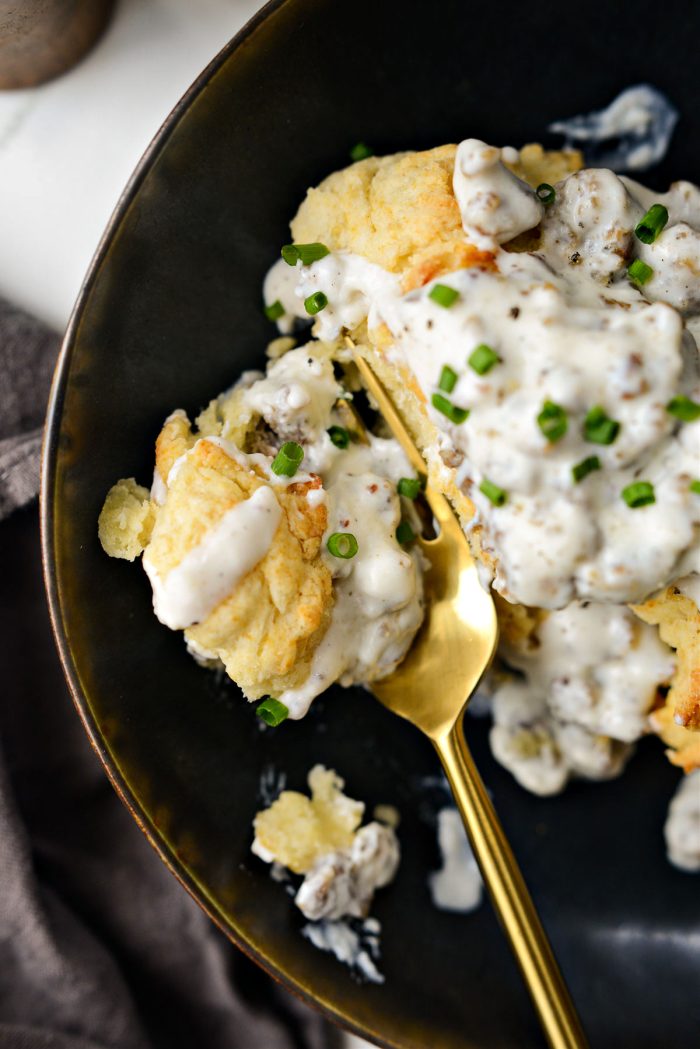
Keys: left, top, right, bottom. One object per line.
{"left": 291, "top": 142, "right": 581, "bottom": 289}
{"left": 252, "top": 764, "right": 364, "bottom": 874}
{"left": 144, "top": 432, "right": 332, "bottom": 699}
{"left": 291, "top": 141, "right": 699, "bottom": 774}
{"left": 98, "top": 477, "right": 156, "bottom": 561}
{"left": 633, "top": 585, "right": 700, "bottom": 769}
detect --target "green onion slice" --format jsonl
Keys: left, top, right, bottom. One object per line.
{"left": 690, "top": 480, "right": 700, "bottom": 495}
{"left": 304, "top": 291, "right": 328, "bottom": 315}
{"left": 621, "top": 481, "right": 656, "bottom": 508}
{"left": 281, "top": 242, "right": 330, "bottom": 267}
{"left": 264, "top": 299, "right": 285, "bottom": 322}
{"left": 271, "top": 441, "right": 304, "bottom": 477}
{"left": 583, "top": 406, "right": 620, "bottom": 445}
{"left": 327, "top": 532, "right": 358, "bottom": 558}
{"left": 634, "top": 204, "right": 669, "bottom": 245}
{"left": 480, "top": 478, "right": 508, "bottom": 507}
{"left": 439, "top": 364, "right": 458, "bottom": 393}
{"left": 572, "top": 455, "right": 601, "bottom": 484}
{"left": 431, "top": 393, "right": 469, "bottom": 424}
{"left": 397, "top": 477, "right": 422, "bottom": 499}
{"left": 428, "top": 283, "right": 460, "bottom": 308}
{"left": 396, "top": 520, "right": 415, "bottom": 545}
{"left": 667, "top": 395, "right": 700, "bottom": 422}
{"left": 628, "top": 258, "right": 653, "bottom": 285}
{"left": 281, "top": 244, "right": 299, "bottom": 267}
{"left": 536, "top": 183, "right": 556, "bottom": 205}
{"left": 327, "top": 425, "right": 350, "bottom": 448}
{"left": 537, "top": 400, "right": 568, "bottom": 443}
{"left": 350, "top": 142, "right": 374, "bottom": 161}
{"left": 256, "top": 697, "right": 289, "bottom": 727}
{"left": 468, "top": 344, "right": 499, "bottom": 375}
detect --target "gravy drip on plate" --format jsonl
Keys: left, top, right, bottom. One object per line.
{"left": 664, "top": 770, "right": 700, "bottom": 871}
{"left": 429, "top": 807, "right": 483, "bottom": 912}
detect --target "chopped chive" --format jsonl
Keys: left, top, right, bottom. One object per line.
{"left": 468, "top": 343, "right": 499, "bottom": 375}
{"left": 439, "top": 364, "right": 458, "bottom": 393}
{"left": 628, "top": 258, "right": 653, "bottom": 285}
{"left": 621, "top": 481, "right": 655, "bottom": 508}
{"left": 281, "top": 242, "right": 330, "bottom": 267}
{"left": 536, "top": 183, "right": 556, "bottom": 205}
{"left": 583, "top": 406, "right": 620, "bottom": 445}
{"left": 429, "top": 283, "right": 460, "bottom": 308}
{"left": 480, "top": 478, "right": 508, "bottom": 507}
{"left": 350, "top": 142, "right": 374, "bottom": 161}
{"left": 690, "top": 480, "right": 700, "bottom": 495}
{"left": 327, "top": 425, "right": 350, "bottom": 448}
{"left": 398, "top": 476, "right": 422, "bottom": 499}
{"left": 667, "top": 395, "right": 700, "bottom": 422}
{"left": 327, "top": 532, "right": 358, "bottom": 558}
{"left": 256, "top": 697, "right": 289, "bottom": 727}
{"left": 396, "top": 520, "right": 415, "bottom": 545}
{"left": 297, "top": 243, "right": 330, "bottom": 266}
{"left": 431, "top": 393, "right": 469, "bottom": 424}
{"left": 264, "top": 299, "right": 285, "bottom": 322}
{"left": 572, "top": 455, "right": 601, "bottom": 484}
{"left": 635, "top": 204, "right": 669, "bottom": 245}
{"left": 304, "top": 291, "right": 328, "bottom": 315}
{"left": 281, "top": 244, "right": 299, "bottom": 266}
{"left": 537, "top": 400, "right": 568, "bottom": 443}
{"left": 271, "top": 441, "right": 304, "bottom": 477}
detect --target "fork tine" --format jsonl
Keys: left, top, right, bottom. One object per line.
{"left": 352, "top": 349, "right": 468, "bottom": 535}
{"left": 352, "top": 350, "right": 426, "bottom": 473}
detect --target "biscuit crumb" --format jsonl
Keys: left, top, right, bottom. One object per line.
{"left": 253, "top": 765, "right": 364, "bottom": 874}
{"left": 98, "top": 478, "right": 155, "bottom": 561}
{"left": 633, "top": 586, "right": 700, "bottom": 747}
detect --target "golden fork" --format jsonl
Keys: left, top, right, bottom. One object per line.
{"left": 353, "top": 351, "right": 589, "bottom": 1049}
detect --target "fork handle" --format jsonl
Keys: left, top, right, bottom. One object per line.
{"left": 434, "top": 719, "right": 589, "bottom": 1049}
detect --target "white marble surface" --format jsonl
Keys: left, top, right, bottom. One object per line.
{"left": 0, "top": 0, "right": 262, "bottom": 331}
{"left": 0, "top": 1, "right": 373, "bottom": 1045}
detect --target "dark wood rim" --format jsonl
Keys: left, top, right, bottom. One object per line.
{"left": 39, "top": 2, "right": 393, "bottom": 1045}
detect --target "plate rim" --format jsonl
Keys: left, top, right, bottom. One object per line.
{"left": 38, "top": 1, "right": 403, "bottom": 1046}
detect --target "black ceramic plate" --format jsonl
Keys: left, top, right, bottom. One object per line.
{"left": 42, "top": 1, "right": 700, "bottom": 1046}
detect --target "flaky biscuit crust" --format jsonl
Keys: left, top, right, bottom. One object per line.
{"left": 145, "top": 435, "right": 332, "bottom": 699}
{"left": 291, "top": 142, "right": 581, "bottom": 292}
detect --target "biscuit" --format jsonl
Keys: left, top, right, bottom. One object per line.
{"left": 98, "top": 477, "right": 156, "bottom": 561}
{"left": 292, "top": 142, "right": 700, "bottom": 769}
{"left": 291, "top": 142, "right": 581, "bottom": 293}
{"left": 253, "top": 765, "right": 364, "bottom": 874}
{"left": 633, "top": 586, "right": 700, "bottom": 768}
{"left": 146, "top": 432, "right": 332, "bottom": 699}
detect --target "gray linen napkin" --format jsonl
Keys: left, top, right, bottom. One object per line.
{"left": 0, "top": 298, "right": 336, "bottom": 1049}
{"left": 0, "top": 300, "right": 56, "bottom": 519}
